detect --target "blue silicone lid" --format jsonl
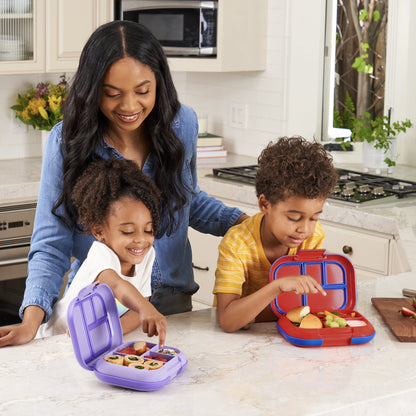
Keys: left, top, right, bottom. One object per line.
{"left": 67, "top": 283, "right": 123, "bottom": 371}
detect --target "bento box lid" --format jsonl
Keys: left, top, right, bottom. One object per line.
{"left": 67, "top": 283, "right": 123, "bottom": 371}
{"left": 269, "top": 249, "right": 357, "bottom": 318}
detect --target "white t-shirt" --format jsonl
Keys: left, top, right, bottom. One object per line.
{"left": 36, "top": 241, "right": 154, "bottom": 338}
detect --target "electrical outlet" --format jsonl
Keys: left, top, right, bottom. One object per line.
{"left": 229, "top": 103, "right": 248, "bottom": 129}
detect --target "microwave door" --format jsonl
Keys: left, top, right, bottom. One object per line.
{"left": 162, "top": 46, "right": 216, "bottom": 56}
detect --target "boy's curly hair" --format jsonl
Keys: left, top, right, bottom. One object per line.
{"left": 71, "top": 158, "right": 161, "bottom": 235}
{"left": 255, "top": 136, "right": 338, "bottom": 203}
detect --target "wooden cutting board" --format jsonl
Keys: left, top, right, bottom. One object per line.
{"left": 371, "top": 297, "right": 416, "bottom": 342}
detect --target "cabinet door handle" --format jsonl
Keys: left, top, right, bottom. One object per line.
{"left": 192, "top": 262, "right": 209, "bottom": 271}
{"left": 342, "top": 245, "right": 353, "bottom": 255}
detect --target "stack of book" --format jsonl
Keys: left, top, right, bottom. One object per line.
{"left": 197, "top": 133, "right": 227, "bottom": 159}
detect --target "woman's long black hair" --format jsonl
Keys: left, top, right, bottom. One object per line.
{"left": 54, "top": 20, "right": 186, "bottom": 236}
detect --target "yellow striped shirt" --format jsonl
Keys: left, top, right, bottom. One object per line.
{"left": 213, "top": 212, "right": 325, "bottom": 297}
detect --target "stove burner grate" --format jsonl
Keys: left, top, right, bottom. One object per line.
{"left": 212, "top": 166, "right": 416, "bottom": 205}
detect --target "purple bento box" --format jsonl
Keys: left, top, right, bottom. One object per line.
{"left": 67, "top": 282, "right": 187, "bottom": 391}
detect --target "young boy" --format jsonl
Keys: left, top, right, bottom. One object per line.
{"left": 213, "top": 136, "right": 338, "bottom": 332}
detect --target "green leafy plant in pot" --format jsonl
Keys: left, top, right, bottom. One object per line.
{"left": 353, "top": 112, "right": 413, "bottom": 167}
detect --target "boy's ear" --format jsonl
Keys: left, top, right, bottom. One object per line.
{"left": 258, "top": 194, "right": 270, "bottom": 213}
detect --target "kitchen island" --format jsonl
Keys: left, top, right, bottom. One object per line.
{"left": 0, "top": 271, "right": 415, "bottom": 416}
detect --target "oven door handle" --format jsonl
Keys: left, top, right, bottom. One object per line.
{"left": 0, "top": 257, "right": 28, "bottom": 266}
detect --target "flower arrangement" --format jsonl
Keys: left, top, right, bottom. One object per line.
{"left": 11, "top": 75, "right": 68, "bottom": 131}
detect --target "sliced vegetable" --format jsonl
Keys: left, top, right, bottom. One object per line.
{"left": 324, "top": 310, "right": 339, "bottom": 317}
{"left": 399, "top": 307, "right": 416, "bottom": 318}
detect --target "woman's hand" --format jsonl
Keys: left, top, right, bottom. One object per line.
{"left": 234, "top": 213, "right": 249, "bottom": 225}
{"left": 0, "top": 305, "right": 45, "bottom": 347}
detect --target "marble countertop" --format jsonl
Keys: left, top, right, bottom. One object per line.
{"left": 1, "top": 271, "right": 416, "bottom": 416}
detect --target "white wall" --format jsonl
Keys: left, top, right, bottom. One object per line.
{"left": 0, "top": 0, "right": 414, "bottom": 166}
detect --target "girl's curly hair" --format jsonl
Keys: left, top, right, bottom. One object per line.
{"left": 255, "top": 136, "right": 338, "bottom": 203}
{"left": 71, "top": 158, "right": 161, "bottom": 235}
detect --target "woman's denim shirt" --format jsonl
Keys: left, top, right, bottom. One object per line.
{"left": 21, "top": 104, "right": 243, "bottom": 321}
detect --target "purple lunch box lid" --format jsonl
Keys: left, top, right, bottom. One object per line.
{"left": 67, "top": 283, "right": 123, "bottom": 371}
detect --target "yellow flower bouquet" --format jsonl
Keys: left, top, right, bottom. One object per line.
{"left": 11, "top": 75, "right": 68, "bottom": 131}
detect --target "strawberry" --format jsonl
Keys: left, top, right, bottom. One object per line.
{"left": 399, "top": 307, "right": 416, "bottom": 318}
{"left": 413, "top": 297, "right": 416, "bottom": 310}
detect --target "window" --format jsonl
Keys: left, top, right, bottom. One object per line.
{"left": 321, "top": 0, "right": 389, "bottom": 142}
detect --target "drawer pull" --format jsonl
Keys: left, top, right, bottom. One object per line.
{"left": 342, "top": 245, "right": 353, "bottom": 255}
{"left": 192, "top": 262, "right": 209, "bottom": 271}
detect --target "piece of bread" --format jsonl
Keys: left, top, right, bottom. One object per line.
{"left": 133, "top": 341, "right": 147, "bottom": 355}
{"left": 123, "top": 355, "right": 145, "bottom": 366}
{"left": 286, "top": 306, "right": 310, "bottom": 323}
{"left": 128, "top": 363, "right": 148, "bottom": 370}
{"left": 104, "top": 355, "right": 124, "bottom": 365}
{"left": 144, "top": 360, "right": 164, "bottom": 370}
{"left": 299, "top": 313, "right": 323, "bottom": 329}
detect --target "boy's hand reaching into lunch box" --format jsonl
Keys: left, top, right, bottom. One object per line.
{"left": 274, "top": 275, "right": 326, "bottom": 297}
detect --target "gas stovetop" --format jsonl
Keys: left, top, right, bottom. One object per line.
{"left": 212, "top": 166, "right": 416, "bottom": 205}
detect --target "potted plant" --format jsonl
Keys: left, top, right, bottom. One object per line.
{"left": 353, "top": 111, "right": 413, "bottom": 170}
{"left": 11, "top": 75, "right": 68, "bottom": 153}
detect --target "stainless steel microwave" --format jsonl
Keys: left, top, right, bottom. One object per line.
{"left": 114, "top": 0, "right": 218, "bottom": 57}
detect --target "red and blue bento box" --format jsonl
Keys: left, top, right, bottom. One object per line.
{"left": 67, "top": 282, "right": 187, "bottom": 391}
{"left": 269, "top": 249, "right": 375, "bottom": 347}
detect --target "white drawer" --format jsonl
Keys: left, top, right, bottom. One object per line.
{"left": 321, "top": 222, "right": 390, "bottom": 275}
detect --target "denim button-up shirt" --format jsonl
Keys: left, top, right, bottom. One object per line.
{"left": 21, "top": 104, "right": 243, "bottom": 322}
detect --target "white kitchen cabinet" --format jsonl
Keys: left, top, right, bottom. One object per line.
{"left": 189, "top": 228, "right": 221, "bottom": 306}
{"left": 0, "top": 0, "right": 113, "bottom": 74}
{"left": 189, "top": 200, "right": 258, "bottom": 306}
{"left": 168, "top": 0, "right": 267, "bottom": 72}
{"left": 320, "top": 220, "right": 411, "bottom": 280}
{"left": 0, "top": 0, "right": 45, "bottom": 74}
{"left": 46, "top": 0, "right": 113, "bottom": 72}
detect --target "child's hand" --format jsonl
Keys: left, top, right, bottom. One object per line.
{"left": 275, "top": 275, "right": 326, "bottom": 297}
{"left": 139, "top": 302, "right": 167, "bottom": 348}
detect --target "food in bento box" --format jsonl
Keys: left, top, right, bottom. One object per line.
{"left": 346, "top": 320, "right": 367, "bottom": 327}
{"left": 324, "top": 314, "right": 347, "bottom": 328}
{"left": 128, "top": 363, "right": 148, "bottom": 370}
{"left": 119, "top": 347, "right": 137, "bottom": 355}
{"left": 123, "top": 355, "right": 145, "bottom": 366}
{"left": 299, "top": 313, "right": 323, "bottom": 329}
{"left": 104, "top": 355, "right": 124, "bottom": 365}
{"left": 144, "top": 360, "right": 164, "bottom": 370}
{"left": 286, "top": 306, "right": 310, "bottom": 323}
{"left": 157, "top": 348, "right": 178, "bottom": 356}
{"left": 133, "top": 341, "right": 148, "bottom": 355}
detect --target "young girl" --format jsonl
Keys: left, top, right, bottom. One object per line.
{"left": 214, "top": 137, "right": 338, "bottom": 333}
{"left": 36, "top": 158, "right": 166, "bottom": 346}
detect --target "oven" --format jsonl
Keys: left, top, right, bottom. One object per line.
{"left": 212, "top": 166, "right": 416, "bottom": 207}
{"left": 0, "top": 201, "right": 36, "bottom": 325}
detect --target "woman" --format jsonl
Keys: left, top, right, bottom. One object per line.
{"left": 0, "top": 20, "right": 246, "bottom": 347}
